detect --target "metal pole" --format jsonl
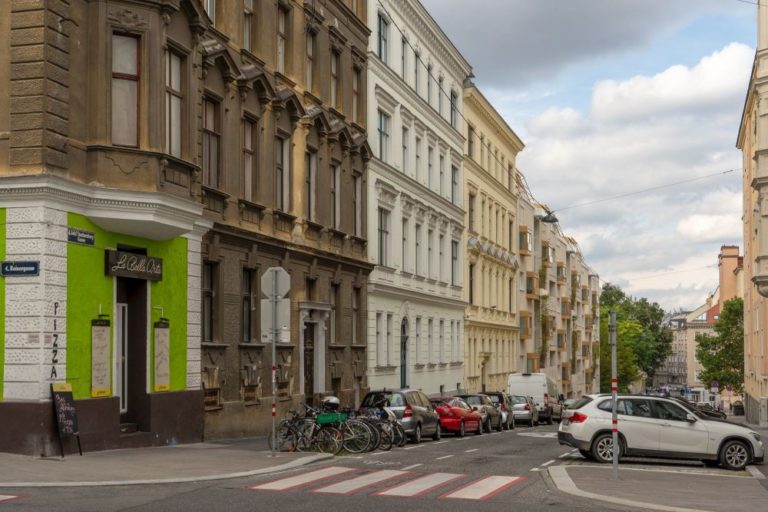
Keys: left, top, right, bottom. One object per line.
{"left": 609, "top": 310, "right": 618, "bottom": 480}
{"left": 271, "top": 271, "right": 278, "bottom": 457}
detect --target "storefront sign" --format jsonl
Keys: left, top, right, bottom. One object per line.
{"left": 91, "top": 319, "right": 111, "bottom": 398}
{"left": 105, "top": 250, "right": 163, "bottom": 281}
{"left": 67, "top": 228, "right": 95, "bottom": 246}
{"left": 153, "top": 320, "right": 170, "bottom": 392}
{"left": 1, "top": 261, "right": 40, "bottom": 277}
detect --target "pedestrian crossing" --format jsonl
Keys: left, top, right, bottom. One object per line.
{"left": 250, "top": 466, "right": 525, "bottom": 501}
{"left": 0, "top": 495, "right": 18, "bottom": 504}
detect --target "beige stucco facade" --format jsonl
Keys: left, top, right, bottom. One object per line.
{"left": 462, "top": 85, "right": 523, "bottom": 393}
{"left": 737, "top": 4, "right": 768, "bottom": 426}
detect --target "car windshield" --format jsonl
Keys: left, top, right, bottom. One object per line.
{"left": 465, "top": 396, "right": 482, "bottom": 405}
{"left": 510, "top": 395, "right": 528, "bottom": 405}
{"left": 569, "top": 396, "right": 594, "bottom": 410}
{"left": 488, "top": 395, "right": 501, "bottom": 403}
{"left": 361, "top": 392, "right": 404, "bottom": 408}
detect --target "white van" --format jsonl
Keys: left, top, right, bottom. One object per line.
{"left": 507, "top": 373, "right": 560, "bottom": 424}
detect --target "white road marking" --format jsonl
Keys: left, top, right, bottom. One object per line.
{"left": 747, "top": 465, "right": 766, "bottom": 480}
{"left": 465, "top": 448, "right": 479, "bottom": 453}
{"left": 436, "top": 455, "right": 454, "bottom": 460}
{"left": 251, "top": 466, "right": 355, "bottom": 491}
{"left": 517, "top": 432, "right": 558, "bottom": 439}
{"left": 530, "top": 468, "right": 540, "bottom": 472}
{"left": 370, "top": 450, "right": 391, "bottom": 456}
{"left": 0, "top": 495, "right": 18, "bottom": 504}
{"left": 402, "top": 463, "right": 423, "bottom": 470}
{"left": 313, "top": 470, "right": 406, "bottom": 495}
{"left": 376, "top": 472, "right": 463, "bottom": 497}
{"left": 433, "top": 441, "right": 448, "bottom": 445}
{"left": 558, "top": 452, "right": 572, "bottom": 458}
{"left": 541, "top": 459, "right": 556, "bottom": 467}
{"left": 441, "top": 475, "right": 523, "bottom": 500}
{"left": 403, "top": 444, "right": 426, "bottom": 450}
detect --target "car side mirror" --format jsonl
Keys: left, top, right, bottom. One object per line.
{"left": 685, "top": 413, "right": 697, "bottom": 423}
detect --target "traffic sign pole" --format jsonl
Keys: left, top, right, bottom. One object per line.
{"left": 271, "top": 270, "right": 278, "bottom": 457}
{"left": 609, "top": 310, "right": 619, "bottom": 480}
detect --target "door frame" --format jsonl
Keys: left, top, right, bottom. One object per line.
{"left": 114, "top": 302, "right": 128, "bottom": 414}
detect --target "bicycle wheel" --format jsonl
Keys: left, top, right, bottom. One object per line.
{"left": 393, "top": 422, "right": 407, "bottom": 447}
{"left": 268, "top": 421, "right": 296, "bottom": 452}
{"left": 361, "top": 419, "right": 380, "bottom": 452}
{"left": 342, "top": 420, "right": 373, "bottom": 454}
{"left": 378, "top": 423, "right": 394, "bottom": 451}
{"left": 294, "top": 418, "right": 317, "bottom": 452}
{"left": 315, "top": 426, "right": 343, "bottom": 455}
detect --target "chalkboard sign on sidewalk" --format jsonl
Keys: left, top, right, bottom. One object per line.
{"left": 51, "top": 383, "right": 83, "bottom": 457}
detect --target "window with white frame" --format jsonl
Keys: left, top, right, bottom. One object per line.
{"left": 427, "top": 229, "right": 433, "bottom": 277}
{"left": 415, "top": 223, "right": 422, "bottom": 276}
{"left": 378, "top": 208, "right": 390, "bottom": 266}
{"left": 438, "top": 76, "right": 444, "bottom": 115}
{"left": 243, "top": 0, "right": 254, "bottom": 51}
{"left": 386, "top": 314, "right": 393, "bottom": 366}
{"left": 427, "top": 146, "right": 434, "bottom": 188}
{"left": 353, "top": 174, "right": 362, "bottom": 237}
{"left": 451, "top": 240, "right": 459, "bottom": 285}
{"left": 352, "top": 68, "right": 361, "bottom": 123}
{"left": 277, "top": 8, "right": 287, "bottom": 73}
{"left": 439, "top": 234, "right": 445, "bottom": 281}
{"left": 415, "top": 317, "right": 422, "bottom": 364}
{"left": 401, "top": 37, "right": 407, "bottom": 81}
{"left": 330, "top": 51, "right": 340, "bottom": 109}
{"left": 439, "top": 154, "right": 445, "bottom": 195}
{"left": 439, "top": 320, "right": 445, "bottom": 363}
{"left": 401, "top": 217, "right": 409, "bottom": 271}
{"left": 428, "top": 318, "right": 434, "bottom": 363}
{"left": 112, "top": 34, "right": 139, "bottom": 147}
{"left": 377, "top": 14, "right": 388, "bottom": 63}
{"left": 202, "top": 98, "right": 220, "bottom": 189}
{"left": 304, "top": 151, "right": 316, "bottom": 221}
{"left": 376, "top": 312, "right": 384, "bottom": 365}
{"left": 414, "top": 53, "right": 420, "bottom": 94}
{"left": 204, "top": 0, "right": 215, "bottom": 24}
{"left": 450, "top": 90, "right": 458, "bottom": 128}
{"left": 306, "top": 31, "right": 315, "bottom": 92}
{"left": 377, "top": 110, "right": 390, "bottom": 161}
{"left": 414, "top": 136, "right": 422, "bottom": 181}
{"left": 275, "top": 136, "right": 291, "bottom": 211}
{"left": 427, "top": 64, "right": 433, "bottom": 105}
{"left": 164, "top": 49, "right": 182, "bottom": 157}
{"left": 451, "top": 165, "right": 459, "bottom": 204}
{"left": 243, "top": 118, "right": 256, "bottom": 201}
{"left": 331, "top": 164, "right": 340, "bottom": 229}
{"left": 401, "top": 127, "right": 409, "bottom": 173}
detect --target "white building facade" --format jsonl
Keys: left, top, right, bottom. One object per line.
{"left": 365, "top": 0, "right": 472, "bottom": 395}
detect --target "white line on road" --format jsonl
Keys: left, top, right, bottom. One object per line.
{"left": 250, "top": 466, "right": 355, "bottom": 491}
{"left": 747, "top": 466, "right": 766, "bottom": 480}
{"left": 541, "top": 460, "right": 556, "bottom": 467}
{"left": 402, "top": 464, "right": 423, "bottom": 470}
{"left": 376, "top": 472, "right": 463, "bottom": 497}
{"left": 433, "top": 441, "right": 448, "bottom": 445}
{"left": 441, "top": 476, "right": 524, "bottom": 500}
{"left": 313, "top": 470, "right": 406, "bottom": 495}
{"left": 530, "top": 468, "right": 540, "bottom": 472}
{"left": 370, "top": 450, "right": 391, "bottom": 456}
{"left": 436, "top": 455, "right": 454, "bottom": 460}
{"left": 403, "top": 444, "right": 426, "bottom": 450}
{"left": 558, "top": 452, "right": 572, "bottom": 458}
{"left": 465, "top": 448, "right": 479, "bottom": 453}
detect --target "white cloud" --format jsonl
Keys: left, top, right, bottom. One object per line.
{"left": 519, "top": 43, "right": 751, "bottom": 310}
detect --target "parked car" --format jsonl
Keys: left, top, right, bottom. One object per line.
{"left": 510, "top": 394, "right": 539, "bottom": 427}
{"left": 484, "top": 391, "right": 515, "bottom": 430}
{"left": 562, "top": 398, "right": 578, "bottom": 409}
{"left": 432, "top": 397, "right": 483, "bottom": 437}
{"left": 668, "top": 397, "right": 727, "bottom": 420}
{"left": 558, "top": 394, "right": 764, "bottom": 470}
{"left": 507, "top": 372, "right": 560, "bottom": 424}
{"left": 360, "top": 389, "right": 441, "bottom": 443}
{"left": 455, "top": 394, "right": 503, "bottom": 432}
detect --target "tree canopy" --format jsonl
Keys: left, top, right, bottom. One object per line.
{"left": 695, "top": 298, "right": 744, "bottom": 393}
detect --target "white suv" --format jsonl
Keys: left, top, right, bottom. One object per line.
{"left": 558, "top": 394, "right": 764, "bottom": 471}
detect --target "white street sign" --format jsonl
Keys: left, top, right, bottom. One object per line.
{"left": 261, "top": 298, "right": 291, "bottom": 343}
{"left": 261, "top": 266, "right": 291, "bottom": 298}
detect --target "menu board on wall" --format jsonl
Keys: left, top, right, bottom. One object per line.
{"left": 154, "top": 320, "right": 170, "bottom": 392}
{"left": 91, "top": 319, "right": 111, "bottom": 397}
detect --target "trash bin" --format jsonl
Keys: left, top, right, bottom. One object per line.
{"left": 732, "top": 401, "right": 745, "bottom": 416}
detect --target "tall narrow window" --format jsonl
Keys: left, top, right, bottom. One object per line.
{"left": 469, "top": 264, "right": 475, "bottom": 304}
{"left": 352, "top": 288, "right": 360, "bottom": 344}
{"left": 243, "top": 118, "right": 256, "bottom": 201}
{"left": 352, "top": 69, "right": 361, "bottom": 123}
{"left": 438, "top": 77, "right": 444, "bottom": 115}
{"left": 376, "top": 313, "right": 384, "bottom": 365}
{"left": 377, "top": 14, "right": 388, "bottom": 63}
{"left": 401, "top": 37, "right": 407, "bottom": 80}
{"left": 401, "top": 127, "right": 409, "bottom": 173}
{"left": 428, "top": 318, "right": 434, "bottom": 363}
{"left": 204, "top": 0, "right": 216, "bottom": 24}
{"left": 427, "top": 229, "right": 433, "bottom": 277}
{"left": 439, "top": 154, "right": 445, "bottom": 195}
{"left": 275, "top": 136, "right": 290, "bottom": 211}
{"left": 353, "top": 174, "right": 362, "bottom": 237}
{"left": 386, "top": 314, "right": 393, "bottom": 366}
{"left": 304, "top": 151, "right": 316, "bottom": 221}
{"left": 377, "top": 110, "right": 390, "bottom": 161}
{"left": 469, "top": 193, "right": 476, "bottom": 231}
{"left": 330, "top": 52, "right": 340, "bottom": 109}
{"left": 331, "top": 165, "right": 341, "bottom": 229}
{"left": 415, "top": 317, "right": 422, "bottom": 364}
{"left": 451, "top": 240, "right": 459, "bottom": 285}
{"left": 508, "top": 278, "right": 514, "bottom": 312}
{"left": 415, "top": 136, "right": 422, "bottom": 181}
{"left": 401, "top": 218, "right": 409, "bottom": 271}
{"left": 164, "top": 49, "right": 182, "bottom": 157}
{"left": 439, "top": 234, "right": 445, "bottom": 281}
{"left": 415, "top": 224, "right": 422, "bottom": 276}
{"left": 243, "top": 0, "right": 254, "bottom": 52}
{"left": 378, "top": 208, "right": 390, "bottom": 266}
{"left": 427, "top": 64, "right": 433, "bottom": 105}
{"left": 202, "top": 98, "right": 220, "bottom": 189}
{"left": 468, "top": 126, "right": 474, "bottom": 158}
{"left": 203, "top": 262, "right": 216, "bottom": 343}
{"left": 451, "top": 165, "right": 459, "bottom": 204}
{"left": 112, "top": 34, "right": 139, "bottom": 147}
{"left": 306, "top": 32, "right": 315, "bottom": 91}
{"left": 414, "top": 53, "right": 420, "bottom": 94}
{"left": 277, "top": 8, "right": 287, "bottom": 73}
{"left": 439, "top": 320, "right": 445, "bottom": 363}
{"left": 450, "top": 90, "right": 459, "bottom": 128}
{"left": 427, "top": 146, "right": 434, "bottom": 188}
{"left": 242, "top": 269, "right": 253, "bottom": 343}
{"left": 330, "top": 283, "right": 340, "bottom": 344}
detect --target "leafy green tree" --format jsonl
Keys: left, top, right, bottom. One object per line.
{"left": 599, "top": 315, "right": 641, "bottom": 393}
{"left": 696, "top": 298, "right": 744, "bottom": 393}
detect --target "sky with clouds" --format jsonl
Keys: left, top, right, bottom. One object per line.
{"left": 421, "top": 0, "right": 756, "bottom": 312}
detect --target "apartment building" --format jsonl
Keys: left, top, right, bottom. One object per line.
{"left": 0, "top": 0, "right": 372, "bottom": 454}
{"left": 365, "top": 0, "right": 472, "bottom": 395}
{"left": 654, "top": 313, "right": 689, "bottom": 387}
{"left": 462, "top": 84, "right": 523, "bottom": 393}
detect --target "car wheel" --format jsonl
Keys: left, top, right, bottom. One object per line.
{"left": 412, "top": 424, "right": 422, "bottom": 444}
{"left": 484, "top": 418, "right": 492, "bottom": 433}
{"left": 458, "top": 421, "right": 465, "bottom": 438}
{"left": 496, "top": 416, "right": 503, "bottom": 432}
{"left": 578, "top": 449, "right": 593, "bottom": 460}
{"left": 432, "top": 423, "right": 441, "bottom": 441}
{"left": 591, "top": 433, "right": 621, "bottom": 464}
{"left": 475, "top": 420, "right": 483, "bottom": 435}
{"left": 720, "top": 440, "right": 750, "bottom": 471}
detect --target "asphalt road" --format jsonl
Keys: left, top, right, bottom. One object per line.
{"left": 0, "top": 423, "right": 646, "bottom": 512}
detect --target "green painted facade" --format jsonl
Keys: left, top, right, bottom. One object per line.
{"left": 0, "top": 208, "right": 5, "bottom": 401}
{"left": 66, "top": 213, "right": 188, "bottom": 400}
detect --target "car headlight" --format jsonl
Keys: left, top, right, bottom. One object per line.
{"left": 750, "top": 431, "right": 761, "bottom": 443}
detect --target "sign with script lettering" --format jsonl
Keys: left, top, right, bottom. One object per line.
{"left": 153, "top": 320, "right": 171, "bottom": 392}
{"left": 91, "top": 319, "right": 111, "bottom": 397}
{"left": 105, "top": 250, "right": 163, "bottom": 281}
{"left": 51, "top": 383, "right": 79, "bottom": 438}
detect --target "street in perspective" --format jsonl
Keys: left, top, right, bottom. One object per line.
{"left": 1, "top": 1, "right": 767, "bottom": 511}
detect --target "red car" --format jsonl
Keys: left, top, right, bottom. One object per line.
{"left": 433, "top": 397, "right": 483, "bottom": 437}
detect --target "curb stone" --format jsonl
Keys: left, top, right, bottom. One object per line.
{"left": 0, "top": 453, "right": 334, "bottom": 488}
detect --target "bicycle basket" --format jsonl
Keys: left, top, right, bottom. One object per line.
{"left": 315, "top": 412, "right": 348, "bottom": 425}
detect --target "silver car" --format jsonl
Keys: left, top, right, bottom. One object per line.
{"left": 360, "top": 389, "right": 441, "bottom": 443}
{"left": 511, "top": 394, "right": 539, "bottom": 427}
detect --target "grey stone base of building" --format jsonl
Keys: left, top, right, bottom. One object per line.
{"left": 0, "top": 390, "right": 204, "bottom": 456}
{"left": 744, "top": 393, "right": 768, "bottom": 427}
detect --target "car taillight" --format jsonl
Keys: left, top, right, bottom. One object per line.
{"left": 570, "top": 412, "right": 588, "bottom": 423}
{"left": 524, "top": 404, "right": 530, "bottom": 411}
{"left": 403, "top": 405, "right": 413, "bottom": 418}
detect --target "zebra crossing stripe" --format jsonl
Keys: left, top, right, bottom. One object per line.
{"left": 250, "top": 466, "right": 355, "bottom": 491}
{"left": 440, "top": 475, "right": 524, "bottom": 500}
{"left": 374, "top": 473, "right": 463, "bottom": 497}
{"left": 312, "top": 470, "right": 407, "bottom": 495}
{"left": 0, "top": 495, "right": 19, "bottom": 504}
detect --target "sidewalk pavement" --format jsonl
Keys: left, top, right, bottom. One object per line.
{"left": 0, "top": 437, "right": 332, "bottom": 487}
